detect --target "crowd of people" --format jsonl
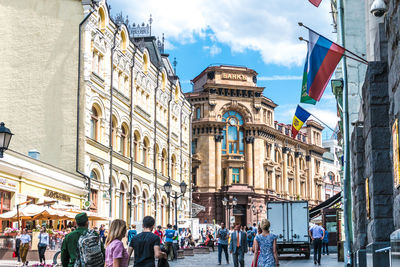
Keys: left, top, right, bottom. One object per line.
{"left": 11, "top": 214, "right": 328, "bottom": 267}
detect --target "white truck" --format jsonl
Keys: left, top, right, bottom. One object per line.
{"left": 266, "top": 201, "right": 310, "bottom": 258}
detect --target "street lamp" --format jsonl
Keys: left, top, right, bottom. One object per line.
{"left": 222, "top": 196, "right": 237, "bottom": 229}
{"left": 252, "top": 204, "right": 263, "bottom": 224}
{"left": 0, "top": 122, "right": 13, "bottom": 158}
{"left": 164, "top": 181, "right": 187, "bottom": 227}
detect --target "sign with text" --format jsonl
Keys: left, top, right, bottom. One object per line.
{"left": 222, "top": 73, "right": 247, "bottom": 81}
{"left": 44, "top": 189, "right": 71, "bottom": 202}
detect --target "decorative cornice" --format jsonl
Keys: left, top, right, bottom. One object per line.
{"left": 282, "top": 147, "right": 291, "bottom": 154}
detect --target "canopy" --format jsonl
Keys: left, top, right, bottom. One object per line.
{"left": 0, "top": 204, "right": 108, "bottom": 221}
{"left": 309, "top": 192, "right": 342, "bottom": 218}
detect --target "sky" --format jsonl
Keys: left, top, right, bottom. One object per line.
{"left": 109, "top": 0, "right": 339, "bottom": 139}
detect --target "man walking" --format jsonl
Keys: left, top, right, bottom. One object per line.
{"left": 128, "top": 216, "right": 167, "bottom": 267}
{"left": 164, "top": 224, "right": 175, "bottom": 260}
{"left": 309, "top": 222, "right": 325, "bottom": 265}
{"left": 61, "top": 213, "right": 105, "bottom": 267}
{"left": 229, "top": 223, "right": 247, "bottom": 267}
{"left": 217, "top": 222, "right": 229, "bottom": 265}
{"left": 127, "top": 225, "right": 137, "bottom": 245}
{"left": 172, "top": 225, "right": 179, "bottom": 260}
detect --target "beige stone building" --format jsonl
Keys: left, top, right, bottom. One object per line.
{"left": 0, "top": 0, "right": 191, "bottom": 226}
{"left": 186, "top": 65, "right": 326, "bottom": 226}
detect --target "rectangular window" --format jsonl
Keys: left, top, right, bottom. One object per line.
{"left": 232, "top": 168, "right": 240, "bottom": 183}
{"left": 192, "top": 139, "right": 197, "bottom": 154}
{"left": 196, "top": 107, "right": 201, "bottom": 119}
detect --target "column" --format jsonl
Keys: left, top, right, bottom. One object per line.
{"left": 239, "top": 167, "right": 244, "bottom": 184}
{"left": 254, "top": 138, "right": 265, "bottom": 191}
{"left": 306, "top": 155, "right": 312, "bottom": 200}
{"left": 228, "top": 168, "right": 233, "bottom": 185}
{"left": 215, "top": 135, "right": 223, "bottom": 190}
{"left": 245, "top": 136, "right": 254, "bottom": 186}
{"left": 282, "top": 148, "right": 288, "bottom": 196}
{"left": 295, "top": 152, "right": 301, "bottom": 196}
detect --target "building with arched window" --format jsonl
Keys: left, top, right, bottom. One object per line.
{"left": 186, "top": 65, "right": 327, "bottom": 226}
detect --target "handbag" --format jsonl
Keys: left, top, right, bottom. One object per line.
{"left": 12, "top": 251, "right": 16, "bottom": 258}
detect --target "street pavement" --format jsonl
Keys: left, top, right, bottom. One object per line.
{"left": 0, "top": 252, "right": 342, "bottom": 266}
{"left": 168, "top": 251, "right": 343, "bottom": 267}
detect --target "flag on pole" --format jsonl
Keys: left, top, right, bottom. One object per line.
{"left": 300, "top": 51, "right": 317, "bottom": 105}
{"left": 306, "top": 30, "right": 345, "bottom": 101}
{"left": 309, "top": 0, "right": 322, "bottom": 7}
{"left": 291, "top": 105, "right": 311, "bottom": 139}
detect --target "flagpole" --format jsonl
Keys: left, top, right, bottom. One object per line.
{"left": 303, "top": 110, "right": 337, "bottom": 133}
{"left": 299, "top": 37, "right": 368, "bottom": 65}
{"left": 298, "top": 22, "right": 368, "bottom": 64}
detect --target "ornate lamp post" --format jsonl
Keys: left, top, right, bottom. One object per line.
{"left": 222, "top": 196, "right": 237, "bottom": 229}
{"left": 0, "top": 122, "right": 13, "bottom": 158}
{"left": 164, "top": 181, "right": 187, "bottom": 227}
{"left": 252, "top": 204, "right": 263, "bottom": 224}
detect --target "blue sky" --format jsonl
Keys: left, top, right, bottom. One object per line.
{"left": 109, "top": 0, "right": 338, "bottom": 138}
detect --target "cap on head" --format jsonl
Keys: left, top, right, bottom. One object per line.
{"left": 75, "top": 212, "right": 88, "bottom": 224}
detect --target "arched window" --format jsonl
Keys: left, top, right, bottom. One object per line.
{"left": 222, "top": 111, "right": 244, "bottom": 155}
{"left": 120, "top": 124, "right": 129, "bottom": 156}
{"left": 89, "top": 170, "right": 99, "bottom": 212}
{"left": 133, "top": 131, "right": 140, "bottom": 162}
{"left": 161, "top": 198, "right": 166, "bottom": 226}
{"left": 155, "top": 144, "right": 160, "bottom": 172}
{"left": 142, "top": 191, "right": 147, "bottom": 217}
{"left": 90, "top": 106, "right": 100, "bottom": 141}
{"left": 161, "top": 149, "right": 167, "bottom": 176}
{"left": 119, "top": 183, "right": 125, "bottom": 219}
{"left": 121, "top": 30, "right": 127, "bottom": 52}
{"left": 142, "top": 137, "right": 150, "bottom": 167}
{"left": 111, "top": 116, "right": 117, "bottom": 149}
{"left": 171, "top": 155, "right": 177, "bottom": 180}
{"left": 98, "top": 7, "right": 106, "bottom": 31}
{"left": 328, "top": 172, "right": 335, "bottom": 182}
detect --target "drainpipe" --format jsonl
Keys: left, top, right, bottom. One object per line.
{"left": 109, "top": 26, "right": 120, "bottom": 219}
{"left": 188, "top": 106, "right": 193, "bottom": 218}
{"left": 129, "top": 47, "right": 137, "bottom": 224}
{"left": 76, "top": 10, "right": 94, "bottom": 203}
{"left": 179, "top": 101, "right": 184, "bottom": 219}
{"left": 338, "top": 0, "right": 353, "bottom": 265}
{"left": 153, "top": 67, "right": 160, "bottom": 222}
{"left": 167, "top": 79, "right": 173, "bottom": 224}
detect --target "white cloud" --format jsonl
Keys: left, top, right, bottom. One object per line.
{"left": 203, "top": 44, "right": 222, "bottom": 56}
{"left": 109, "top": 0, "right": 334, "bottom": 66}
{"left": 258, "top": 75, "right": 302, "bottom": 81}
{"left": 275, "top": 104, "right": 338, "bottom": 130}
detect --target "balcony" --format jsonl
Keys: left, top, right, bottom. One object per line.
{"left": 222, "top": 154, "right": 245, "bottom": 162}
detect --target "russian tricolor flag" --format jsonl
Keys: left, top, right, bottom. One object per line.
{"left": 307, "top": 30, "right": 345, "bottom": 101}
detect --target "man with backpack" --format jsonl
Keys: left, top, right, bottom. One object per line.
{"left": 246, "top": 227, "right": 255, "bottom": 255}
{"left": 216, "top": 222, "right": 229, "bottom": 265}
{"left": 61, "top": 213, "right": 105, "bottom": 267}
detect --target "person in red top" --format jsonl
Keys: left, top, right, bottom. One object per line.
{"left": 154, "top": 225, "right": 164, "bottom": 244}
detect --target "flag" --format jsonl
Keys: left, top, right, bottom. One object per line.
{"left": 300, "top": 51, "right": 317, "bottom": 105}
{"left": 291, "top": 105, "right": 311, "bottom": 139}
{"left": 307, "top": 30, "right": 345, "bottom": 101}
{"left": 309, "top": 0, "right": 322, "bottom": 7}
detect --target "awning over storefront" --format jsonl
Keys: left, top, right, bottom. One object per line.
{"left": 309, "top": 192, "right": 342, "bottom": 218}
{"left": 192, "top": 203, "right": 205, "bottom": 217}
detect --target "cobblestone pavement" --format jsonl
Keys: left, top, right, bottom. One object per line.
{"left": 167, "top": 251, "right": 343, "bottom": 267}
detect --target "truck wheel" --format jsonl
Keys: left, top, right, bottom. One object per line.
{"left": 305, "top": 253, "right": 310, "bottom": 259}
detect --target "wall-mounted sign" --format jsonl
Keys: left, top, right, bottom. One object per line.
{"left": 44, "top": 189, "right": 71, "bottom": 202}
{"left": 0, "top": 177, "right": 17, "bottom": 189}
{"left": 222, "top": 73, "right": 247, "bottom": 81}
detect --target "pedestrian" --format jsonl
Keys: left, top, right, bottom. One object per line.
{"left": 247, "top": 227, "right": 255, "bottom": 255}
{"left": 172, "top": 225, "right": 179, "bottom": 260}
{"left": 128, "top": 216, "right": 167, "bottom": 267}
{"left": 252, "top": 223, "right": 258, "bottom": 234}
{"left": 105, "top": 219, "right": 129, "bottom": 267}
{"left": 61, "top": 212, "right": 105, "bottom": 267}
{"left": 180, "top": 228, "right": 186, "bottom": 248}
{"left": 164, "top": 224, "right": 175, "bottom": 260}
{"left": 154, "top": 225, "right": 164, "bottom": 245}
{"left": 127, "top": 225, "right": 137, "bottom": 245}
{"left": 15, "top": 230, "right": 21, "bottom": 263}
{"left": 38, "top": 226, "right": 49, "bottom": 265}
{"left": 19, "top": 228, "right": 31, "bottom": 266}
{"left": 205, "top": 232, "right": 215, "bottom": 251}
{"left": 100, "top": 224, "right": 106, "bottom": 243}
{"left": 309, "top": 222, "right": 325, "bottom": 265}
{"left": 217, "top": 222, "right": 229, "bottom": 265}
{"left": 252, "top": 219, "right": 279, "bottom": 267}
{"left": 322, "top": 229, "right": 329, "bottom": 255}
{"left": 229, "top": 223, "right": 247, "bottom": 267}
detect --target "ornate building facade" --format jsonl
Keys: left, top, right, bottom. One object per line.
{"left": 0, "top": 0, "right": 191, "bottom": 227}
{"left": 185, "top": 65, "right": 326, "bottom": 226}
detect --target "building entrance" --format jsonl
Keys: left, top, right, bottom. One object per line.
{"left": 233, "top": 205, "right": 247, "bottom": 227}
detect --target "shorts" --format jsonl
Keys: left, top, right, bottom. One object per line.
{"left": 247, "top": 240, "right": 253, "bottom": 248}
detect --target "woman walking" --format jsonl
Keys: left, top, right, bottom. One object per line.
{"left": 105, "top": 219, "right": 129, "bottom": 267}
{"left": 15, "top": 230, "right": 21, "bottom": 263}
{"left": 19, "top": 228, "right": 31, "bottom": 267}
{"left": 252, "top": 219, "right": 279, "bottom": 267}
{"left": 38, "top": 226, "right": 49, "bottom": 265}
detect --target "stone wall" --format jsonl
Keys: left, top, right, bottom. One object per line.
{"left": 386, "top": 0, "right": 400, "bottom": 231}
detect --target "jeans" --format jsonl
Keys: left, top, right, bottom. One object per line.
{"left": 38, "top": 245, "right": 47, "bottom": 263}
{"left": 218, "top": 244, "right": 229, "bottom": 264}
{"left": 173, "top": 243, "right": 179, "bottom": 260}
{"left": 313, "top": 239, "right": 322, "bottom": 264}
{"left": 322, "top": 242, "right": 329, "bottom": 255}
{"left": 165, "top": 242, "right": 173, "bottom": 260}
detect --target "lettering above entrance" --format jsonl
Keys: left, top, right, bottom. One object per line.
{"left": 222, "top": 73, "right": 247, "bottom": 81}
{"left": 44, "top": 189, "right": 71, "bottom": 202}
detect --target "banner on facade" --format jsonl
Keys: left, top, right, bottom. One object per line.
{"left": 392, "top": 119, "right": 400, "bottom": 187}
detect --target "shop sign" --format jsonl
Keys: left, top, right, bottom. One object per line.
{"left": 0, "top": 177, "right": 17, "bottom": 189}
{"left": 222, "top": 73, "right": 247, "bottom": 81}
{"left": 44, "top": 189, "right": 71, "bottom": 202}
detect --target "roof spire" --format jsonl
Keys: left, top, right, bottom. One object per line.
{"left": 173, "top": 57, "right": 177, "bottom": 75}
{"left": 149, "top": 14, "right": 153, "bottom": 36}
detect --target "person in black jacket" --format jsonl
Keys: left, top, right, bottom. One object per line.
{"left": 15, "top": 231, "right": 21, "bottom": 263}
